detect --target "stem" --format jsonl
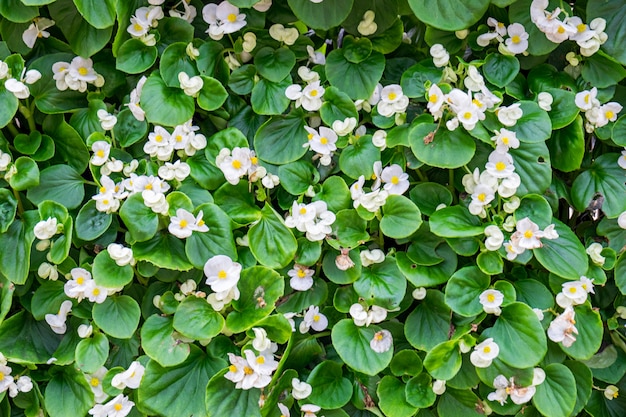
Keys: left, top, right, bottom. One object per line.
{"left": 19, "top": 103, "right": 36, "bottom": 133}
{"left": 414, "top": 168, "right": 428, "bottom": 182}
{"left": 5, "top": 122, "right": 19, "bottom": 138}
{"left": 13, "top": 188, "right": 24, "bottom": 216}
{"left": 448, "top": 169, "right": 457, "bottom": 204}
{"left": 269, "top": 333, "right": 294, "bottom": 387}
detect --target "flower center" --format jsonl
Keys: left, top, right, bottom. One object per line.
{"left": 313, "top": 314, "right": 320, "bottom": 322}
{"left": 256, "top": 356, "right": 265, "bottom": 365}
{"left": 77, "top": 276, "right": 84, "bottom": 285}
{"left": 114, "top": 403, "right": 123, "bottom": 411}
{"left": 557, "top": 25, "right": 565, "bottom": 34}
{"left": 487, "top": 293, "right": 495, "bottom": 303}
{"left": 78, "top": 67, "right": 88, "bottom": 76}
{"left": 179, "top": 219, "right": 188, "bottom": 229}
{"left": 227, "top": 13, "right": 237, "bottom": 23}
{"left": 320, "top": 137, "right": 328, "bottom": 145}
{"left": 606, "top": 110, "right": 614, "bottom": 119}
{"left": 218, "top": 270, "right": 227, "bottom": 279}
{"left": 463, "top": 111, "right": 472, "bottom": 120}
{"left": 307, "top": 133, "right": 314, "bottom": 141}
{"left": 100, "top": 186, "right": 107, "bottom": 194}
{"left": 299, "top": 207, "right": 307, "bottom": 215}
{"left": 134, "top": 23, "right": 143, "bottom": 32}
{"left": 577, "top": 23, "right": 587, "bottom": 32}
{"left": 569, "top": 287, "right": 577, "bottom": 293}
{"left": 232, "top": 160, "right": 242, "bottom": 169}
{"left": 176, "top": 135, "right": 183, "bottom": 142}
{"left": 228, "top": 365, "right": 238, "bottom": 373}
{"left": 197, "top": 219, "right": 205, "bottom": 227}
{"left": 477, "top": 193, "right": 486, "bottom": 202}
{"left": 388, "top": 92, "right": 397, "bottom": 101}
{"left": 523, "top": 230, "right": 534, "bottom": 239}
{"left": 483, "top": 346, "right": 491, "bottom": 353}
{"left": 297, "top": 269, "right": 306, "bottom": 278}
{"left": 429, "top": 94, "right": 438, "bottom": 103}
{"left": 495, "top": 161, "right": 506, "bottom": 171}
{"left": 96, "top": 149, "right": 105, "bottom": 158}
{"left": 243, "top": 366, "right": 254, "bottom": 375}
{"left": 511, "top": 35, "right": 521, "bottom": 44}
{"left": 310, "top": 89, "right": 318, "bottom": 97}
{"left": 92, "top": 288, "right": 100, "bottom": 296}
{"left": 90, "top": 377, "right": 99, "bottom": 387}
{"left": 155, "top": 135, "right": 163, "bottom": 143}
{"left": 502, "top": 136, "right": 509, "bottom": 144}
{"left": 391, "top": 176, "right": 399, "bottom": 185}
{"left": 145, "top": 183, "right": 153, "bottom": 190}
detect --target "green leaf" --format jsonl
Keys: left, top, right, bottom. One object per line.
{"left": 533, "top": 218, "right": 589, "bottom": 280}
{"left": 408, "top": 0, "right": 489, "bottom": 31}
{"left": 0, "top": 212, "right": 37, "bottom": 285}
{"left": 544, "top": 87, "right": 579, "bottom": 130}
{"left": 186, "top": 203, "right": 237, "bottom": 268}
{"left": 251, "top": 76, "right": 291, "bottom": 115}
{"left": 377, "top": 376, "right": 419, "bottom": 417}
{"left": 213, "top": 182, "right": 262, "bottom": 225}
{"left": 287, "top": 0, "right": 354, "bottom": 30}
{"left": 48, "top": 0, "right": 113, "bottom": 56}
{"left": 397, "top": 244, "right": 457, "bottom": 287}
{"left": 198, "top": 76, "right": 228, "bottom": 111}
{"left": 72, "top": 0, "right": 115, "bottom": 28}
{"left": 445, "top": 266, "right": 490, "bottom": 317}
{"left": 133, "top": 233, "right": 194, "bottom": 271}
{"left": 320, "top": 86, "right": 359, "bottom": 127}
{"left": 278, "top": 160, "right": 320, "bottom": 195}
{"left": 322, "top": 249, "right": 362, "bottom": 285}
{"left": 30, "top": 53, "right": 88, "bottom": 114}
{"left": 0, "top": 189, "right": 17, "bottom": 234}
{"left": 560, "top": 303, "right": 603, "bottom": 360}
{"left": 380, "top": 195, "right": 422, "bottom": 239}
{"left": 532, "top": 363, "right": 577, "bottom": 417}
{"left": 31, "top": 281, "right": 66, "bottom": 321}
{"left": 354, "top": 258, "right": 406, "bottom": 309}
{"left": 254, "top": 111, "right": 308, "bottom": 164}
{"left": 326, "top": 47, "right": 385, "bottom": 100}
{"left": 409, "top": 183, "right": 453, "bottom": 217}
{"left": 331, "top": 319, "right": 393, "bottom": 376}
{"left": 92, "top": 251, "right": 134, "bottom": 288}
{"left": 617, "top": 253, "right": 626, "bottom": 295}
{"left": 424, "top": 340, "right": 462, "bottom": 380}
{"left": 0, "top": 0, "right": 38, "bottom": 22}
{"left": 92, "top": 295, "right": 141, "bottom": 339}
{"left": 514, "top": 194, "right": 553, "bottom": 228}
{"left": 141, "top": 315, "right": 190, "bottom": 367}
{"left": 490, "top": 302, "right": 547, "bottom": 368}
{"left": 313, "top": 176, "right": 352, "bottom": 213}
{"left": 572, "top": 153, "right": 626, "bottom": 218}
{"left": 0, "top": 85, "right": 18, "bottom": 129}
{"left": 477, "top": 251, "right": 504, "bottom": 275}
{"left": 206, "top": 370, "right": 261, "bottom": 417}
{"left": 139, "top": 346, "right": 225, "bottom": 417}
{"left": 391, "top": 350, "right": 423, "bottom": 377}
{"left": 114, "top": 108, "right": 148, "bottom": 147}
{"left": 248, "top": 204, "right": 297, "bottom": 269}
{"left": 401, "top": 63, "right": 442, "bottom": 99}
{"left": 0, "top": 311, "right": 61, "bottom": 364}
{"left": 587, "top": 0, "right": 626, "bottom": 64}
{"left": 42, "top": 114, "right": 90, "bottom": 173}
{"left": 410, "top": 123, "right": 476, "bottom": 168}
{"left": 338, "top": 135, "right": 381, "bottom": 179}
{"left": 512, "top": 101, "right": 553, "bottom": 143}
{"left": 205, "top": 127, "right": 249, "bottom": 165}
{"left": 173, "top": 297, "right": 225, "bottom": 341}
{"left": 483, "top": 53, "right": 520, "bottom": 88}
{"left": 254, "top": 47, "right": 295, "bottom": 83}
{"left": 405, "top": 373, "right": 436, "bottom": 408}
{"left": 75, "top": 332, "right": 109, "bottom": 373}
{"left": 581, "top": 51, "right": 626, "bottom": 88}
{"left": 227, "top": 266, "right": 285, "bottom": 333}
{"left": 509, "top": 141, "right": 552, "bottom": 196}
{"left": 334, "top": 209, "right": 369, "bottom": 248}
{"left": 307, "top": 361, "right": 352, "bottom": 409}
{"left": 118, "top": 193, "right": 159, "bottom": 242}
{"left": 116, "top": 38, "right": 158, "bottom": 74}
{"left": 44, "top": 366, "right": 93, "bottom": 417}
{"left": 141, "top": 72, "right": 195, "bottom": 127}
{"left": 438, "top": 388, "right": 484, "bottom": 417}
{"left": 250, "top": 315, "right": 293, "bottom": 344}
{"left": 160, "top": 42, "right": 198, "bottom": 87}
{"left": 429, "top": 205, "right": 484, "bottom": 238}
{"left": 564, "top": 361, "right": 593, "bottom": 417}
{"left": 75, "top": 200, "right": 111, "bottom": 241}
{"left": 547, "top": 116, "right": 585, "bottom": 172}
{"left": 229, "top": 65, "right": 256, "bottom": 95}
{"left": 405, "top": 290, "right": 451, "bottom": 351}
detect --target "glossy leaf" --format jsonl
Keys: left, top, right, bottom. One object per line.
{"left": 408, "top": 0, "right": 489, "bottom": 31}
{"left": 532, "top": 363, "right": 577, "bottom": 417}
{"left": 307, "top": 361, "right": 352, "bottom": 409}
{"left": 377, "top": 376, "right": 419, "bottom": 417}
{"left": 572, "top": 153, "right": 626, "bottom": 218}
{"left": 92, "top": 296, "right": 141, "bottom": 339}
{"left": 173, "top": 297, "right": 225, "bottom": 341}
{"left": 331, "top": 319, "right": 393, "bottom": 376}
{"left": 141, "top": 315, "right": 190, "bottom": 367}
{"left": 248, "top": 204, "right": 297, "bottom": 269}
{"left": 410, "top": 123, "right": 476, "bottom": 169}
{"left": 445, "top": 266, "right": 490, "bottom": 317}
{"left": 380, "top": 195, "right": 422, "bottom": 239}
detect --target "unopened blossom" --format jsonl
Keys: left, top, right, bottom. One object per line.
{"left": 269, "top": 23, "right": 299, "bottom": 45}
{"left": 484, "top": 225, "right": 504, "bottom": 251}
{"left": 618, "top": 211, "right": 626, "bottom": 229}
{"left": 292, "top": 378, "right": 312, "bottom": 400}
{"left": 605, "top": 385, "right": 619, "bottom": 400}
{"left": 430, "top": 43, "right": 449, "bottom": 67}
{"left": 126, "top": 76, "right": 147, "bottom": 121}
{"left": 288, "top": 264, "right": 314, "bottom": 291}
{"left": 111, "top": 361, "right": 145, "bottom": 390}
{"left": 0, "top": 151, "right": 11, "bottom": 172}
{"left": 299, "top": 305, "right": 328, "bottom": 333}
{"left": 34, "top": 217, "right": 59, "bottom": 240}
{"left": 370, "top": 329, "right": 393, "bottom": 353}
{"left": 586, "top": 242, "right": 605, "bottom": 265}
{"left": 538, "top": 92, "right": 553, "bottom": 111}
{"left": 169, "top": 1, "right": 197, "bottom": 22}
{"left": 107, "top": 243, "right": 135, "bottom": 267}
{"left": 547, "top": 306, "right": 578, "bottom": 347}
{"left": 360, "top": 249, "right": 385, "bottom": 267}
{"left": 38, "top": 262, "right": 59, "bottom": 281}
{"left": 412, "top": 287, "right": 427, "bottom": 300}
{"left": 350, "top": 304, "right": 387, "bottom": 327}
{"left": 432, "top": 379, "right": 446, "bottom": 395}
{"left": 372, "top": 130, "right": 387, "bottom": 149}
{"left": 178, "top": 72, "right": 203, "bottom": 97}
{"left": 332, "top": 117, "right": 357, "bottom": 136}
{"left": 464, "top": 66, "right": 485, "bottom": 92}
{"left": 301, "top": 404, "right": 321, "bottom": 417}
{"left": 497, "top": 103, "right": 523, "bottom": 126}
{"left": 77, "top": 324, "right": 93, "bottom": 338}
{"left": 242, "top": 32, "right": 257, "bottom": 52}
{"left": 251, "top": 327, "right": 272, "bottom": 352}
{"left": 45, "top": 300, "right": 73, "bottom": 334}
{"left": 97, "top": 109, "right": 117, "bottom": 131}
{"left": 479, "top": 289, "right": 504, "bottom": 315}
{"left": 204, "top": 255, "right": 241, "bottom": 293}
{"left": 470, "top": 338, "right": 500, "bottom": 368}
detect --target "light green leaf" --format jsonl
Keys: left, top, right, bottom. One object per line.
{"left": 0, "top": 0, "right": 38, "bottom": 22}
{"left": 401, "top": 63, "right": 442, "bottom": 99}
{"left": 445, "top": 266, "right": 490, "bottom": 317}
{"left": 72, "top": 0, "right": 115, "bottom": 28}
{"left": 133, "top": 233, "right": 194, "bottom": 271}
{"left": 532, "top": 363, "right": 577, "bottom": 417}
{"left": 334, "top": 209, "right": 369, "bottom": 248}
{"left": 287, "top": 0, "right": 354, "bottom": 30}
{"left": 0, "top": 85, "right": 18, "bottom": 129}
{"left": 307, "top": 361, "right": 352, "bottom": 409}
{"left": 42, "top": 113, "right": 90, "bottom": 173}
{"left": 514, "top": 194, "right": 553, "bottom": 228}
{"left": 92, "top": 251, "right": 133, "bottom": 288}
{"left": 0, "top": 189, "right": 16, "bottom": 234}
{"left": 545, "top": 87, "right": 579, "bottom": 130}
{"left": 278, "top": 160, "right": 320, "bottom": 195}
{"left": 44, "top": 366, "right": 93, "bottom": 417}
{"left": 114, "top": 108, "right": 148, "bottom": 147}
{"left": 548, "top": 117, "right": 585, "bottom": 173}
{"left": 254, "top": 111, "right": 308, "bottom": 164}
{"left": 331, "top": 319, "right": 393, "bottom": 376}
{"left": 438, "top": 389, "right": 484, "bottom": 417}
{"left": 141, "top": 315, "right": 190, "bottom": 367}
{"left": 513, "top": 101, "right": 553, "bottom": 143}
{"left": 533, "top": 218, "right": 589, "bottom": 280}
{"left": 477, "top": 251, "right": 503, "bottom": 275}
{"left": 248, "top": 204, "right": 297, "bottom": 269}
{"left": 173, "top": 297, "right": 225, "bottom": 341}
{"left": 198, "top": 76, "right": 228, "bottom": 111}
{"left": 118, "top": 193, "right": 159, "bottom": 243}
{"left": 159, "top": 42, "right": 198, "bottom": 87}
{"left": 587, "top": 0, "right": 626, "bottom": 64}
{"left": 408, "top": 0, "right": 489, "bottom": 31}
{"left": 409, "top": 183, "right": 453, "bottom": 216}
{"left": 116, "top": 38, "right": 158, "bottom": 74}
{"left": 378, "top": 376, "right": 419, "bottom": 417}
{"left": 405, "top": 373, "right": 436, "bottom": 408}
{"left": 186, "top": 203, "right": 237, "bottom": 268}
{"left": 213, "top": 182, "right": 262, "bottom": 225}
{"left": 429, "top": 205, "right": 484, "bottom": 238}
{"left": 491, "top": 302, "right": 547, "bottom": 368}
{"left": 313, "top": 176, "right": 352, "bottom": 213}
{"left": 75, "top": 332, "right": 109, "bottom": 373}
{"left": 141, "top": 72, "right": 195, "bottom": 127}
{"left": 0, "top": 211, "right": 37, "bottom": 285}
{"left": 424, "top": 340, "right": 462, "bottom": 380}
{"left": 581, "top": 51, "right": 626, "bottom": 88}
{"left": 380, "top": 195, "right": 422, "bottom": 239}
{"left": 251, "top": 76, "right": 291, "bottom": 115}
{"left": 410, "top": 123, "right": 476, "bottom": 168}
{"left": 75, "top": 200, "right": 111, "bottom": 241}
{"left": 320, "top": 86, "right": 359, "bottom": 126}
{"left": 92, "top": 295, "right": 141, "bottom": 339}
{"left": 354, "top": 258, "right": 406, "bottom": 309}
{"left": 397, "top": 244, "right": 457, "bottom": 287}
{"left": 572, "top": 153, "right": 626, "bottom": 218}
{"left": 564, "top": 360, "right": 593, "bottom": 417}
{"left": 338, "top": 135, "right": 381, "bottom": 179}
{"left": 405, "top": 290, "right": 451, "bottom": 351}
{"left": 254, "top": 46, "right": 295, "bottom": 83}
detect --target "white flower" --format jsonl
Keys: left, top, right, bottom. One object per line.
{"left": 144, "top": 125, "right": 174, "bottom": 161}
{"left": 202, "top": 1, "right": 246, "bottom": 40}
{"left": 505, "top": 23, "right": 529, "bottom": 54}
{"left": 372, "top": 130, "right": 387, "bottom": 149}
{"left": 217, "top": 147, "right": 252, "bottom": 185}
{"left": 479, "top": 289, "right": 504, "bottom": 315}
{"left": 427, "top": 84, "right": 446, "bottom": 119}
{"left": 288, "top": 264, "right": 314, "bottom": 291}
{"left": 464, "top": 66, "right": 485, "bottom": 92}
{"left": 360, "top": 249, "right": 385, "bottom": 267}
{"left": 107, "top": 243, "right": 135, "bottom": 267}
{"left": 377, "top": 84, "right": 409, "bottom": 117}
{"left": 0, "top": 364, "right": 12, "bottom": 393}
{"left": 497, "top": 103, "right": 523, "bottom": 126}
{"left": 575, "top": 88, "right": 599, "bottom": 111}
{"left": 269, "top": 23, "right": 299, "bottom": 45}
{"left": 605, "top": 385, "right": 619, "bottom": 400}
{"left": 111, "top": 361, "right": 145, "bottom": 390}
{"left": 77, "top": 324, "right": 93, "bottom": 338}
{"left": 38, "top": 262, "right": 59, "bottom": 281}
{"left": 158, "top": 160, "right": 191, "bottom": 182}
{"left": 34, "top": 217, "right": 58, "bottom": 240}
{"left": 306, "top": 45, "right": 326, "bottom": 65}
{"left": 511, "top": 217, "right": 546, "bottom": 249}
{"left": 245, "top": 348, "right": 278, "bottom": 377}
{"left": 284, "top": 200, "right": 335, "bottom": 242}
{"left": 0, "top": 150, "right": 11, "bottom": 172}
{"left": 484, "top": 225, "right": 504, "bottom": 251}
{"left": 332, "top": 117, "right": 356, "bottom": 137}
{"left": 88, "top": 394, "right": 134, "bottom": 417}
{"left": 45, "top": 300, "right": 73, "bottom": 334}
{"left": 69, "top": 56, "right": 98, "bottom": 84}
{"left": 469, "top": 183, "right": 496, "bottom": 216}
{"left": 169, "top": 1, "right": 197, "bottom": 22}
{"left": 538, "top": 92, "right": 553, "bottom": 111}
{"left": 309, "top": 126, "right": 337, "bottom": 156}
{"left": 485, "top": 151, "right": 515, "bottom": 179}
{"left": 430, "top": 44, "right": 449, "bottom": 67}
{"left": 547, "top": 306, "right": 578, "bottom": 347}
{"left": 370, "top": 329, "right": 393, "bottom": 353}
{"left": 299, "top": 305, "right": 328, "bottom": 333}
{"left": 178, "top": 72, "right": 203, "bottom": 97}
{"left": 126, "top": 76, "right": 146, "bottom": 121}
{"left": 168, "top": 208, "right": 208, "bottom": 239}
{"left": 349, "top": 304, "right": 387, "bottom": 327}
{"left": 586, "top": 242, "right": 605, "bottom": 265}
{"left": 22, "top": 16, "right": 55, "bottom": 49}
{"left": 5, "top": 78, "right": 31, "bottom": 99}
{"left": 412, "top": 287, "right": 427, "bottom": 300}
{"left": 381, "top": 164, "right": 409, "bottom": 195}
{"left": 357, "top": 188, "right": 389, "bottom": 213}
{"left": 292, "top": 378, "right": 312, "bottom": 400}
{"left": 97, "top": 109, "right": 117, "bottom": 130}
{"left": 278, "top": 403, "right": 290, "bottom": 417}
{"left": 204, "top": 255, "right": 241, "bottom": 293}
{"left": 90, "top": 141, "right": 111, "bottom": 166}
{"left": 64, "top": 267, "right": 93, "bottom": 301}
{"left": 470, "top": 338, "right": 499, "bottom": 368}
{"left": 492, "top": 129, "right": 520, "bottom": 153}
{"left": 84, "top": 281, "right": 108, "bottom": 304}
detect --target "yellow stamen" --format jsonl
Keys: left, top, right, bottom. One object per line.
{"left": 218, "top": 270, "right": 227, "bottom": 279}
{"left": 96, "top": 149, "right": 105, "bottom": 158}
{"left": 78, "top": 67, "right": 88, "bottom": 76}
{"left": 486, "top": 293, "right": 495, "bottom": 303}
{"left": 77, "top": 276, "right": 85, "bottom": 285}
{"left": 175, "top": 135, "right": 183, "bottom": 142}
{"left": 299, "top": 207, "right": 307, "bottom": 215}
{"left": 391, "top": 176, "right": 399, "bottom": 185}
{"left": 310, "top": 89, "right": 318, "bottom": 97}
{"left": 229, "top": 365, "right": 238, "bottom": 373}
{"left": 227, "top": 13, "right": 237, "bottom": 23}
{"left": 495, "top": 161, "right": 506, "bottom": 171}
{"left": 92, "top": 288, "right": 100, "bottom": 296}
{"left": 179, "top": 219, "right": 188, "bottom": 229}
{"left": 232, "top": 160, "right": 242, "bottom": 169}
{"left": 320, "top": 137, "right": 328, "bottom": 145}
{"left": 511, "top": 35, "right": 521, "bottom": 44}
{"left": 429, "top": 94, "right": 438, "bottom": 103}
{"left": 388, "top": 92, "right": 397, "bottom": 101}
{"left": 114, "top": 403, "right": 123, "bottom": 411}
{"left": 99, "top": 186, "right": 106, "bottom": 194}
{"left": 155, "top": 135, "right": 163, "bottom": 143}
{"left": 90, "top": 377, "right": 99, "bottom": 387}
{"left": 483, "top": 346, "right": 491, "bottom": 353}
{"left": 256, "top": 356, "right": 265, "bottom": 364}
{"left": 606, "top": 110, "right": 614, "bottom": 119}
{"left": 297, "top": 269, "right": 306, "bottom": 278}
{"left": 557, "top": 25, "right": 565, "bottom": 34}
{"left": 524, "top": 230, "right": 534, "bottom": 239}
{"left": 243, "top": 366, "right": 253, "bottom": 375}
{"left": 577, "top": 23, "right": 586, "bottom": 33}
{"left": 145, "top": 183, "right": 153, "bottom": 190}
{"left": 313, "top": 314, "right": 320, "bottom": 322}
{"left": 197, "top": 219, "right": 205, "bottom": 227}
{"left": 477, "top": 193, "right": 486, "bottom": 202}
{"left": 463, "top": 111, "right": 472, "bottom": 120}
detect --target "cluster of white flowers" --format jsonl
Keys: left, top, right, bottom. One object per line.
{"left": 127, "top": 4, "right": 164, "bottom": 46}
{"left": 470, "top": 338, "right": 500, "bottom": 368}
{"left": 126, "top": 76, "right": 147, "bottom": 121}
{"left": 479, "top": 289, "right": 504, "bottom": 316}
{"left": 548, "top": 306, "right": 578, "bottom": 347}
{"left": 303, "top": 124, "right": 337, "bottom": 166}
{"left": 284, "top": 200, "right": 335, "bottom": 242}
{"left": 88, "top": 394, "right": 135, "bottom": 417}
{"left": 299, "top": 305, "right": 328, "bottom": 333}
{"left": 287, "top": 263, "right": 315, "bottom": 291}
{"left": 0, "top": 353, "right": 33, "bottom": 398}
{"left": 168, "top": 208, "right": 209, "bottom": 239}
{"left": 224, "top": 348, "right": 278, "bottom": 390}
{"left": 349, "top": 303, "right": 387, "bottom": 327}
{"left": 488, "top": 368, "right": 545, "bottom": 405}
{"left": 370, "top": 329, "right": 393, "bottom": 353}
{"left": 111, "top": 361, "right": 145, "bottom": 390}
{"left": 350, "top": 161, "right": 410, "bottom": 212}
{"left": 145, "top": 122, "right": 207, "bottom": 161}
{"left": 477, "top": 18, "right": 529, "bottom": 55}
{"left": 556, "top": 276, "right": 594, "bottom": 309}
{"left": 202, "top": 1, "right": 246, "bottom": 41}
{"left": 531, "top": 0, "right": 607, "bottom": 56}
{"left": 286, "top": 67, "right": 325, "bottom": 112}
{"left": 503, "top": 217, "right": 559, "bottom": 260}
{"left": 0, "top": 60, "right": 41, "bottom": 99}
{"left": 216, "top": 146, "right": 269, "bottom": 186}
{"left": 430, "top": 44, "right": 450, "bottom": 67}
{"left": 52, "top": 56, "right": 104, "bottom": 92}
{"left": 204, "top": 255, "right": 241, "bottom": 311}
{"left": 62, "top": 267, "right": 121, "bottom": 307}
{"left": 165, "top": 0, "right": 197, "bottom": 22}
{"left": 33, "top": 216, "right": 60, "bottom": 241}
{"left": 575, "top": 87, "right": 622, "bottom": 132}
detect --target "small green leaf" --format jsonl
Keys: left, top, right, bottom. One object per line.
{"left": 326, "top": 47, "right": 385, "bottom": 100}
{"left": 251, "top": 76, "right": 291, "bottom": 115}
{"left": 0, "top": 189, "right": 17, "bottom": 234}
{"left": 248, "top": 204, "right": 297, "bottom": 269}
{"left": 133, "top": 233, "right": 194, "bottom": 271}
{"left": 408, "top": 0, "right": 490, "bottom": 31}
{"left": 278, "top": 160, "right": 320, "bottom": 195}
{"left": 92, "top": 296, "right": 141, "bottom": 339}
{"left": 405, "top": 290, "right": 451, "bottom": 351}
{"left": 380, "top": 195, "right": 422, "bottom": 239}
{"left": 159, "top": 42, "right": 198, "bottom": 87}
{"left": 331, "top": 319, "right": 393, "bottom": 376}
{"left": 116, "top": 38, "right": 158, "bottom": 74}
{"left": 377, "top": 376, "right": 419, "bottom": 417}
{"left": 75, "top": 332, "right": 109, "bottom": 374}
{"left": 254, "top": 47, "right": 295, "bottom": 83}
{"left": 0, "top": 84, "right": 18, "bottom": 128}
{"left": 307, "top": 361, "right": 352, "bottom": 409}
{"left": 118, "top": 193, "right": 159, "bottom": 243}
{"left": 533, "top": 218, "right": 589, "bottom": 280}
{"left": 572, "top": 153, "right": 626, "bottom": 218}
{"left": 430, "top": 206, "right": 484, "bottom": 238}
{"left": 320, "top": 86, "right": 359, "bottom": 127}
{"left": 410, "top": 123, "right": 476, "bottom": 169}
{"left": 185, "top": 203, "right": 237, "bottom": 268}
{"left": 424, "top": 340, "right": 462, "bottom": 380}
{"left": 92, "top": 251, "right": 134, "bottom": 289}
{"left": 445, "top": 266, "right": 490, "bottom": 317}
{"left": 44, "top": 366, "right": 94, "bottom": 417}
{"left": 197, "top": 76, "right": 228, "bottom": 111}
{"left": 483, "top": 53, "right": 520, "bottom": 88}
{"left": 287, "top": 0, "right": 354, "bottom": 30}
{"left": 532, "top": 363, "right": 577, "bottom": 417}
{"left": 334, "top": 209, "right": 369, "bottom": 248}
{"left": 141, "top": 315, "right": 190, "bottom": 367}
{"left": 338, "top": 136, "right": 381, "bottom": 179}
{"left": 513, "top": 101, "right": 553, "bottom": 143}
{"left": 75, "top": 200, "right": 111, "bottom": 241}
{"left": 141, "top": 72, "right": 195, "bottom": 127}
{"left": 8, "top": 156, "right": 39, "bottom": 191}
{"left": 173, "top": 297, "right": 225, "bottom": 341}
{"left": 354, "top": 258, "right": 406, "bottom": 309}
{"left": 405, "top": 373, "right": 436, "bottom": 408}
{"left": 254, "top": 111, "right": 308, "bottom": 165}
